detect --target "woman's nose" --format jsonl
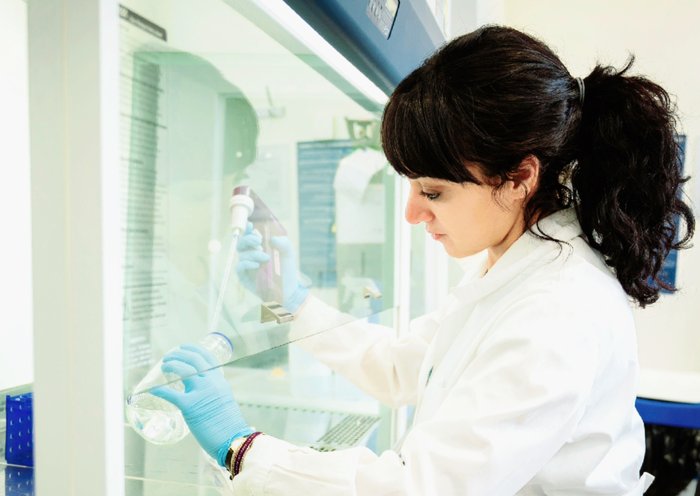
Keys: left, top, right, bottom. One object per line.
{"left": 405, "top": 196, "right": 433, "bottom": 225}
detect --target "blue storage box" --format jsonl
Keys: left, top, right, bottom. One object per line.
{"left": 636, "top": 397, "right": 700, "bottom": 430}
{"left": 4, "top": 465, "right": 34, "bottom": 496}
{"left": 4, "top": 393, "right": 33, "bottom": 467}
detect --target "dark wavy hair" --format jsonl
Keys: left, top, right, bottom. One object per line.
{"left": 381, "top": 25, "right": 694, "bottom": 307}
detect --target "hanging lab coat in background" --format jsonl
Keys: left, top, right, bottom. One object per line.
{"left": 233, "top": 209, "right": 654, "bottom": 495}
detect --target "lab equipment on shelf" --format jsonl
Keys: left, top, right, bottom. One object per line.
{"left": 4, "top": 392, "right": 33, "bottom": 466}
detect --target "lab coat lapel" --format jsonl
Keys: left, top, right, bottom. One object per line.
{"left": 414, "top": 209, "right": 583, "bottom": 423}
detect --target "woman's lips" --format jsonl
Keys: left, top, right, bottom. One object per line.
{"left": 430, "top": 232, "right": 444, "bottom": 240}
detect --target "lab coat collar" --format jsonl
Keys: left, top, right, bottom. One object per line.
{"left": 451, "top": 208, "right": 583, "bottom": 303}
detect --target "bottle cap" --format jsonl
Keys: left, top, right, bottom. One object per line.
{"left": 209, "top": 331, "right": 234, "bottom": 351}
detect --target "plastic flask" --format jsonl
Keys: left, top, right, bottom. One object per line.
{"left": 126, "top": 332, "right": 233, "bottom": 444}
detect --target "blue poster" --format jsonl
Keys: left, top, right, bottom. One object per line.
{"left": 659, "top": 134, "right": 686, "bottom": 293}
{"left": 297, "top": 140, "right": 355, "bottom": 287}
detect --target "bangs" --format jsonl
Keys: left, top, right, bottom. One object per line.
{"left": 380, "top": 69, "right": 482, "bottom": 184}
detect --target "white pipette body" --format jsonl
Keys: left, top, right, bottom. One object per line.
{"left": 210, "top": 187, "right": 255, "bottom": 333}
{"left": 229, "top": 188, "right": 255, "bottom": 235}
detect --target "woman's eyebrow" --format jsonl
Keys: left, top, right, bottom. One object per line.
{"left": 417, "top": 178, "right": 449, "bottom": 187}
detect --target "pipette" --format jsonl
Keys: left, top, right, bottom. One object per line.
{"left": 209, "top": 187, "right": 254, "bottom": 333}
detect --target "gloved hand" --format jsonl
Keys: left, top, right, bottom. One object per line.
{"left": 235, "top": 225, "right": 268, "bottom": 294}
{"left": 150, "top": 344, "right": 254, "bottom": 466}
{"left": 236, "top": 222, "right": 309, "bottom": 313}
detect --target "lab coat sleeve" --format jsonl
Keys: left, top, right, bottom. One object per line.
{"left": 232, "top": 435, "right": 410, "bottom": 495}
{"left": 233, "top": 292, "right": 601, "bottom": 496}
{"left": 287, "top": 296, "right": 439, "bottom": 407}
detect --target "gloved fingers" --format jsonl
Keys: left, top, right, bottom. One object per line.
{"left": 238, "top": 249, "right": 270, "bottom": 264}
{"left": 236, "top": 255, "right": 263, "bottom": 293}
{"left": 161, "top": 360, "right": 200, "bottom": 391}
{"left": 237, "top": 260, "right": 262, "bottom": 275}
{"left": 180, "top": 343, "right": 219, "bottom": 368}
{"left": 237, "top": 230, "right": 263, "bottom": 251}
{"left": 270, "top": 236, "right": 293, "bottom": 254}
{"left": 150, "top": 384, "right": 186, "bottom": 408}
{"left": 162, "top": 348, "right": 211, "bottom": 374}
{"left": 244, "top": 221, "right": 254, "bottom": 235}
{"left": 161, "top": 359, "right": 198, "bottom": 378}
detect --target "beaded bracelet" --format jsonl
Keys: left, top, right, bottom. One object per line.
{"left": 230, "top": 431, "right": 263, "bottom": 479}
{"left": 226, "top": 435, "right": 248, "bottom": 480}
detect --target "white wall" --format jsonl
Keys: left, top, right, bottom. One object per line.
{"left": 501, "top": 1, "right": 700, "bottom": 373}
{"left": 449, "top": 0, "right": 504, "bottom": 38}
{"left": 0, "top": 0, "right": 33, "bottom": 391}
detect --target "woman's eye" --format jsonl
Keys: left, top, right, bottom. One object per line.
{"left": 420, "top": 191, "right": 440, "bottom": 201}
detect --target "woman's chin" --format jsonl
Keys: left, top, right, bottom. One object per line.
{"left": 444, "top": 243, "right": 482, "bottom": 259}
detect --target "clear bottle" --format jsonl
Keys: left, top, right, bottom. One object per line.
{"left": 126, "top": 332, "right": 233, "bottom": 444}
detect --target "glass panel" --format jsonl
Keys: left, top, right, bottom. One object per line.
{"left": 119, "top": 0, "right": 396, "bottom": 490}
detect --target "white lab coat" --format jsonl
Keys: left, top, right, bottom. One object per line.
{"left": 232, "top": 209, "right": 654, "bottom": 495}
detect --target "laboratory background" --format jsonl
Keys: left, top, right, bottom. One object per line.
{"left": 0, "top": 0, "right": 698, "bottom": 495}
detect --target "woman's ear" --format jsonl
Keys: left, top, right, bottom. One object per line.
{"left": 507, "top": 155, "right": 540, "bottom": 202}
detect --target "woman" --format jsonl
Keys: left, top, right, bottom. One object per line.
{"left": 153, "top": 26, "right": 695, "bottom": 494}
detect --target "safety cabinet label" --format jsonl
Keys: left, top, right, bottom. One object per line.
{"left": 366, "top": 0, "right": 400, "bottom": 39}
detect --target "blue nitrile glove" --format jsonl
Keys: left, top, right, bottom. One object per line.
{"left": 236, "top": 222, "right": 309, "bottom": 313}
{"left": 270, "top": 236, "right": 310, "bottom": 313}
{"left": 150, "top": 344, "right": 254, "bottom": 466}
{"left": 235, "top": 223, "right": 269, "bottom": 294}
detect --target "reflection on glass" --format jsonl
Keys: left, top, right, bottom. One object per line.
{"left": 120, "top": 0, "right": 398, "bottom": 491}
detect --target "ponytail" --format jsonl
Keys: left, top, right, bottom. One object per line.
{"left": 573, "top": 57, "right": 695, "bottom": 307}
{"left": 380, "top": 26, "right": 694, "bottom": 307}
